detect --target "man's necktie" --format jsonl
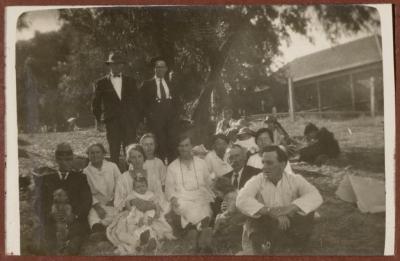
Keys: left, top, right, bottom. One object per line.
{"left": 159, "top": 78, "right": 167, "bottom": 100}
{"left": 232, "top": 172, "right": 239, "bottom": 189}
{"left": 60, "top": 172, "right": 67, "bottom": 180}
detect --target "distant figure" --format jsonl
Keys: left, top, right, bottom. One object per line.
{"left": 299, "top": 123, "right": 340, "bottom": 165}
{"left": 215, "top": 107, "right": 235, "bottom": 134}
{"left": 92, "top": 51, "right": 143, "bottom": 164}
{"left": 234, "top": 127, "right": 258, "bottom": 155}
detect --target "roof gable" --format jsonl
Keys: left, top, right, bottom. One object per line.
{"left": 285, "top": 34, "right": 382, "bottom": 82}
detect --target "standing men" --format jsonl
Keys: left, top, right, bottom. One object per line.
{"left": 141, "top": 57, "right": 180, "bottom": 162}
{"left": 92, "top": 51, "right": 143, "bottom": 164}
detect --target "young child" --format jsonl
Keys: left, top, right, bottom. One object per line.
{"left": 212, "top": 177, "right": 246, "bottom": 235}
{"left": 51, "top": 188, "right": 74, "bottom": 255}
{"left": 126, "top": 177, "right": 175, "bottom": 244}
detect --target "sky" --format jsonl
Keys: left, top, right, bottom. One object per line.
{"left": 16, "top": 8, "right": 377, "bottom": 67}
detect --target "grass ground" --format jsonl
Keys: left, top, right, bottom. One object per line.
{"left": 18, "top": 115, "right": 386, "bottom": 255}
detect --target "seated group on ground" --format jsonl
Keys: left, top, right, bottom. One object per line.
{"left": 34, "top": 109, "right": 341, "bottom": 255}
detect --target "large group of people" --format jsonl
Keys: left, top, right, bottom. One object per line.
{"left": 33, "top": 51, "right": 342, "bottom": 255}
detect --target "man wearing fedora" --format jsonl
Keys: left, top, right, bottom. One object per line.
{"left": 92, "top": 51, "right": 143, "bottom": 164}
{"left": 140, "top": 56, "right": 181, "bottom": 163}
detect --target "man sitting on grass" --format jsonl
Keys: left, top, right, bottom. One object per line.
{"left": 236, "top": 145, "right": 323, "bottom": 255}
{"left": 34, "top": 143, "right": 92, "bottom": 255}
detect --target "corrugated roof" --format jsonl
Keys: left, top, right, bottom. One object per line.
{"left": 284, "top": 34, "right": 382, "bottom": 82}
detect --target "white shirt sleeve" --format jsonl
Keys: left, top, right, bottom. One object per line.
{"left": 291, "top": 174, "right": 323, "bottom": 215}
{"left": 114, "top": 175, "right": 128, "bottom": 211}
{"left": 236, "top": 175, "right": 265, "bottom": 217}
{"left": 165, "top": 165, "right": 177, "bottom": 201}
{"left": 158, "top": 159, "right": 167, "bottom": 186}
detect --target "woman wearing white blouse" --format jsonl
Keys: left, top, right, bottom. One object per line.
{"left": 84, "top": 143, "right": 120, "bottom": 232}
{"left": 165, "top": 134, "right": 215, "bottom": 252}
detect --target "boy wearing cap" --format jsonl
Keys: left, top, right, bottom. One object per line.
{"left": 34, "top": 143, "right": 92, "bottom": 255}
{"left": 92, "top": 51, "right": 143, "bottom": 164}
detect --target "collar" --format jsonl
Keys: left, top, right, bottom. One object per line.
{"left": 109, "top": 72, "right": 122, "bottom": 78}
{"left": 57, "top": 171, "right": 70, "bottom": 180}
{"left": 89, "top": 160, "right": 105, "bottom": 171}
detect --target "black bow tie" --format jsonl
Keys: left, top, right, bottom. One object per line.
{"left": 113, "top": 74, "right": 121, "bottom": 78}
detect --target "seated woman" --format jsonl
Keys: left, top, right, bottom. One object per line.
{"left": 83, "top": 143, "right": 120, "bottom": 233}
{"left": 140, "top": 133, "right": 169, "bottom": 208}
{"left": 247, "top": 128, "right": 294, "bottom": 174}
{"left": 165, "top": 133, "right": 215, "bottom": 253}
{"left": 299, "top": 123, "right": 340, "bottom": 165}
{"left": 113, "top": 144, "right": 166, "bottom": 212}
{"left": 107, "top": 176, "right": 174, "bottom": 255}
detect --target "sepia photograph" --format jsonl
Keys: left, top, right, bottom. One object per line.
{"left": 5, "top": 3, "right": 395, "bottom": 256}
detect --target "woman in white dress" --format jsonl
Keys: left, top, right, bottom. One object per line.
{"left": 165, "top": 134, "right": 215, "bottom": 252}
{"left": 84, "top": 143, "right": 120, "bottom": 232}
{"left": 247, "top": 128, "right": 294, "bottom": 173}
{"left": 114, "top": 144, "right": 164, "bottom": 211}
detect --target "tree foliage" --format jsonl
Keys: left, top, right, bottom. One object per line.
{"left": 17, "top": 5, "right": 379, "bottom": 141}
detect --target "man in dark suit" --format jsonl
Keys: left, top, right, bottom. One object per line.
{"left": 140, "top": 57, "right": 180, "bottom": 162}
{"left": 225, "top": 144, "right": 261, "bottom": 190}
{"left": 34, "top": 143, "right": 92, "bottom": 255}
{"left": 211, "top": 144, "right": 260, "bottom": 219}
{"left": 92, "top": 51, "right": 142, "bottom": 164}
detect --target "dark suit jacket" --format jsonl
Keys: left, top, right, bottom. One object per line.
{"left": 225, "top": 165, "right": 261, "bottom": 189}
{"left": 34, "top": 170, "right": 92, "bottom": 226}
{"left": 92, "top": 75, "right": 143, "bottom": 124}
{"left": 140, "top": 77, "right": 180, "bottom": 120}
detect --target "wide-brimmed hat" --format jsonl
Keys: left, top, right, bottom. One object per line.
{"left": 105, "top": 51, "right": 126, "bottom": 64}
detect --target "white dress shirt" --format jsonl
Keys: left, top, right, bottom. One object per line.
{"left": 155, "top": 77, "right": 171, "bottom": 99}
{"left": 236, "top": 171, "right": 323, "bottom": 217}
{"left": 231, "top": 168, "right": 244, "bottom": 189}
{"left": 204, "top": 150, "right": 232, "bottom": 178}
{"left": 110, "top": 73, "right": 122, "bottom": 100}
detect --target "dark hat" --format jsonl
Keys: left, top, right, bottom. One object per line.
{"left": 304, "top": 123, "right": 319, "bottom": 136}
{"left": 105, "top": 51, "right": 126, "bottom": 64}
{"left": 211, "top": 134, "right": 230, "bottom": 144}
{"left": 255, "top": 128, "right": 274, "bottom": 142}
{"left": 55, "top": 142, "right": 73, "bottom": 159}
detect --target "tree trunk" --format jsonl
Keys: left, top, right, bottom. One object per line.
{"left": 191, "top": 32, "right": 238, "bottom": 145}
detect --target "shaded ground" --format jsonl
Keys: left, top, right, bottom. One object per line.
{"left": 18, "top": 116, "right": 386, "bottom": 255}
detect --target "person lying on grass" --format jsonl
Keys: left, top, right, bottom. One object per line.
{"left": 299, "top": 123, "right": 340, "bottom": 165}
